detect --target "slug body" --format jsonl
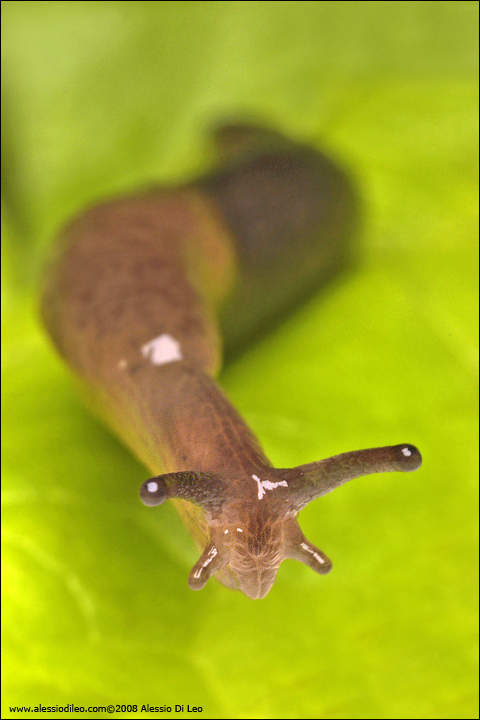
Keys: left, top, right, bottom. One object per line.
{"left": 42, "top": 124, "right": 421, "bottom": 599}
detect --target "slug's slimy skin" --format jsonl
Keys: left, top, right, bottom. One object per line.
{"left": 41, "top": 123, "right": 422, "bottom": 599}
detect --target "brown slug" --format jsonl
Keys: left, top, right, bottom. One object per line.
{"left": 41, "top": 122, "right": 422, "bottom": 599}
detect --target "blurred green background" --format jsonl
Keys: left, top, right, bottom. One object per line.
{"left": 2, "top": 2, "right": 478, "bottom": 718}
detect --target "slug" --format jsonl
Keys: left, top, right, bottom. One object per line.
{"left": 41, "top": 122, "right": 422, "bottom": 599}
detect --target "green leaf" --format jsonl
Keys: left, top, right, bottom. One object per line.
{"left": 2, "top": 2, "right": 478, "bottom": 718}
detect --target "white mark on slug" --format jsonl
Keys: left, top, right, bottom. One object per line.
{"left": 147, "top": 481, "right": 159, "bottom": 493}
{"left": 301, "top": 542, "right": 325, "bottom": 564}
{"left": 193, "top": 546, "right": 218, "bottom": 578}
{"left": 118, "top": 359, "right": 128, "bottom": 370}
{"left": 402, "top": 447, "right": 412, "bottom": 457}
{"left": 236, "top": 528, "right": 243, "bottom": 533}
{"left": 224, "top": 529, "right": 229, "bottom": 535}
{"left": 252, "top": 474, "right": 288, "bottom": 500}
{"left": 141, "top": 334, "right": 183, "bottom": 366}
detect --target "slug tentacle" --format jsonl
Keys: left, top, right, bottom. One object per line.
{"left": 42, "top": 121, "right": 422, "bottom": 599}
{"left": 284, "top": 521, "right": 333, "bottom": 575}
{"left": 140, "top": 471, "right": 226, "bottom": 511}
{"left": 188, "top": 543, "right": 225, "bottom": 590}
{"left": 276, "top": 444, "right": 423, "bottom": 512}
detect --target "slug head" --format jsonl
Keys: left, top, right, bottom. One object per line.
{"left": 140, "top": 444, "right": 422, "bottom": 599}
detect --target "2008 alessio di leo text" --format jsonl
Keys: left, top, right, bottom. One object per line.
{"left": 8, "top": 704, "right": 203, "bottom": 714}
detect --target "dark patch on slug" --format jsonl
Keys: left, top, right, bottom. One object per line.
{"left": 196, "top": 123, "right": 359, "bottom": 357}
{"left": 202, "top": 150, "right": 335, "bottom": 262}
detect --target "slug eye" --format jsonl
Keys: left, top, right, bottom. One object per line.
{"left": 140, "top": 477, "right": 169, "bottom": 506}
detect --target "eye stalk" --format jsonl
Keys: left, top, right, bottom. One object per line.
{"left": 277, "top": 444, "right": 422, "bottom": 511}
{"left": 140, "top": 471, "right": 226, "bottom": 512}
